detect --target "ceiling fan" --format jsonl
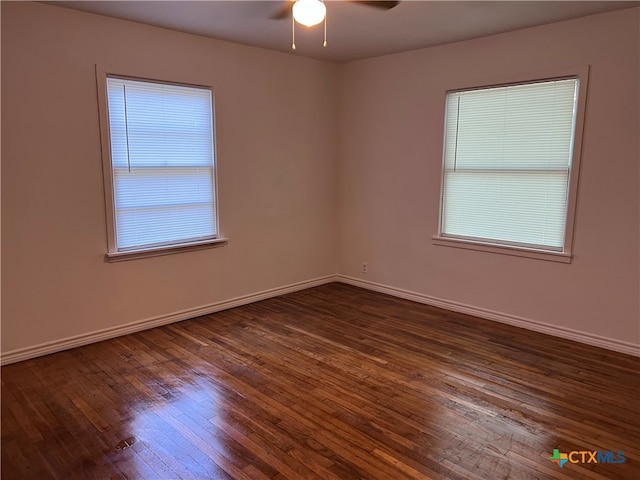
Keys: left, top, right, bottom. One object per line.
{"left": 273, "top": 0, "right": 400, "bottom": 50}
{"left": 271, "top": 0, "right": 400, "bottom": 21}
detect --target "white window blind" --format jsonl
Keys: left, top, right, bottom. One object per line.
{"left": 440, "top": 78, "right": 579, "bottom": 251}
{"left": 106, "top": 77, "right": 217, "bottom": 251}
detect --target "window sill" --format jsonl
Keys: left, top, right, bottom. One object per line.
{"left": 432, "top": 236, "right": 572, "bottom": 263}
{"left": 105, "top": 238, "right": 229, "bottom": 263}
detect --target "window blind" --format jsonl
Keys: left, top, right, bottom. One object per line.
{"left": 106, "top": 77, "right": 217, "bottom": 251}
{"left": 441, "top": 78, "right": 578, "bottom": 250}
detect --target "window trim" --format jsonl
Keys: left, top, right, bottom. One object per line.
{"left": 96, "top": 65, "right": 224, "bottom": 261}
{"left": 433, "top": 66, "right": 590, "bottom": 263}
{"left": 104, "top": 238, "right": 229, "bottom": 263}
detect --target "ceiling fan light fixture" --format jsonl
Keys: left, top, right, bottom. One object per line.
{"left": 292, "top": 0, "right": 326, "bottom": 27}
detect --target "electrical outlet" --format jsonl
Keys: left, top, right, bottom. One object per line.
{"left": 362, "top": 262, "right": 368, "bottom": 274}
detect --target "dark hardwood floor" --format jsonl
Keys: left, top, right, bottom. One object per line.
{"left": 2, "top": 283, "right": 639, "bottom": 479}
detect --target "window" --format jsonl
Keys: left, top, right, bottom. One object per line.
{"left": 434, "top": 75, "right": 586, "bottom": 262}
{"left": 98, "top": 73, "right": 224, "bottom": 260}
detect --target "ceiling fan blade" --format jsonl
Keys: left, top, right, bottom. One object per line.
{"left": 271, "top": 1, "right": 293, "bottom": 20}
{"left": 351, "top": 1, "right": 400, "bottom": 10}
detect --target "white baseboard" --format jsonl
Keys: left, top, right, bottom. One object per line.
{"left": 0, "top": 275, "right": 337, "bottom": 366}
{"left": 4, "top": 273, "right": 637, "bottom": 365}
{"left": 336, "top": 275, "right": 640, "bottom": 357}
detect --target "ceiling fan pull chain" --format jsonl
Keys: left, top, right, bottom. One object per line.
{"left": 292, "top": 14, "right": 296, "bottom": 50}
{"left": 323, "top": 11, "right": 327, "bottom": 47}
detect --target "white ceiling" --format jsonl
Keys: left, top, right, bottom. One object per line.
{"left": 49, "top": 1, "right": 639, "bottom": 62}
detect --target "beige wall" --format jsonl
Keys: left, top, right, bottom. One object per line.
{"left": 337, "top": 8, "right": 639, "bottom": 345}
{"left": 2, "top": 3, "right": 639, "bottom": 357}
{"left": 1, "top": 2, "right": 338, "bottom": 354}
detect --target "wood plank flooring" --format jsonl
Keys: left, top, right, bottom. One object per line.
{"left": 2, "top": 283, "right": 639, "bottom": 479}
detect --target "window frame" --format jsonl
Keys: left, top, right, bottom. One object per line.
{"left": 96, "top": 66, "right": 227, "bottom": 262}
{"left": 432, "top": 66, "right": 590, "bottom": 263}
